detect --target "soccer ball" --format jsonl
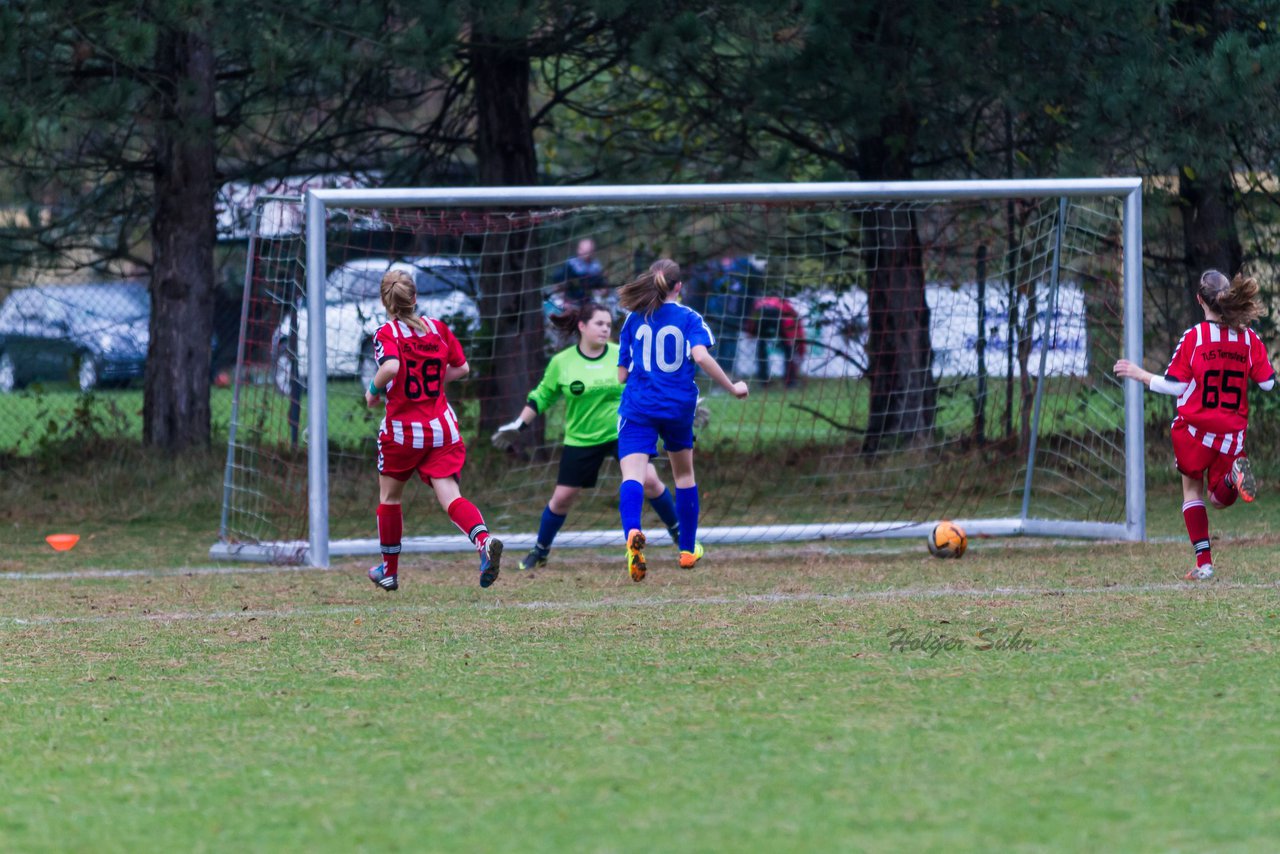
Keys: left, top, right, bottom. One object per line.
{"left": 927, "top": 520, "right": 967, "bottom": 559}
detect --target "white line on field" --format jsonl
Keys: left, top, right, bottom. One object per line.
{"left": 0, "top": 534, "right": 1203, "bottom": 582}
{"left": 3, "top": 581, "right": 1278, "bottom": 626}
{"left": 0, "top": 564, "right": 335, "bottom": 581}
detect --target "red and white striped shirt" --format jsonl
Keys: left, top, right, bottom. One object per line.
{"left": 1165, "top": 321, "right": 1274, "bottom": 441}
{"left": 375, "top": 316, "right": 466, "bottom": 446}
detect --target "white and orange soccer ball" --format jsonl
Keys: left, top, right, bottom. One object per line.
{"left": 927, "top": 520, "right": 967, "bottom": 559}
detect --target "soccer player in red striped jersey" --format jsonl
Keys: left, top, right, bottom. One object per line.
{"left": 1115, "top": 269, "right": 1274, "bottom": 580}
{"left": 364, "top": 269, "right": 502, "bottom": 591}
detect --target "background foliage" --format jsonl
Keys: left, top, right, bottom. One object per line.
{"left": 1, "top": 1, "right": 1279, "bottom": 455}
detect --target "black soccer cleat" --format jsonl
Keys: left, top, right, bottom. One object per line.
{"left": 519, "top": 545, "right": 549, "bottom": 571}
{"left": 479, "top": 537, "right": 503, "bottom": 588}
{"left": 368, "top": 563, "right": 398, "bottom": 592}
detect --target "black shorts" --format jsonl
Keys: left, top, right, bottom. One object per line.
{"left": 557, "top": 440, "right": 618, "bottom": 488}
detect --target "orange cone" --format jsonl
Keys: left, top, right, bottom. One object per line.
{"left": 45, "top": 534, "right": 80, "bottom": 552}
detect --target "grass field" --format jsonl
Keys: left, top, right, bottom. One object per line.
{"left": 3, "top": 448, "right": 1280, "bottom": 850}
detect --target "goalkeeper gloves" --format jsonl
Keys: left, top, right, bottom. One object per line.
{"left": 490, "top": 417, "right": 528, "bottom": 450}
{"left": 693, "top": 397, "right": 711, "bottom": 430}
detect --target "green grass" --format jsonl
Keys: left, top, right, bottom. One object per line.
{"left": 3, "top": 536, "right": 1280, "bottom": 851}
{"left": 1, "top": 433, "right": 1274, "bottom": 570}
{"left": 0, "top": 384, "right": 237, "bottom": 456}
{"left": 2, "top": 448, "right": 1280, "bottom": 850}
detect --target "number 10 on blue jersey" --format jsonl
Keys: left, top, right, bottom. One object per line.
{"left": 633, "top": 324, "right": 687, "bottom": 372}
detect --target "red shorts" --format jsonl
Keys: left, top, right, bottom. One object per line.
{"left": 377, "top": 433, "right": 467, "bottom": 483}
{"left": 1170, "top": 420, "right": 1241, "bottom": 484}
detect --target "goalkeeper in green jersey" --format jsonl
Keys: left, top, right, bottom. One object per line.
{"left": 491, "top": 302, "right": 705, "bottom": 570}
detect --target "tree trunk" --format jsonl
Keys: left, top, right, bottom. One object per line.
{"left": 1178, "top": 170, "right": 1242, "bottom": 324}
{"left": 859, "top": 206, "right": 937, "bottom": 457}
{"left": 856, "top": 110, "right": 936, "bottom": 457}
{"left": 471, "top": 25, "right": 545, "bottom": 435}
{"left": 144, "top": 23, "right": 216, "bottom": 451}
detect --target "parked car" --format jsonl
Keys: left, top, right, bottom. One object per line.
{"left": 0, "top": 281, "right": 150, "bottom": 393}
{"left": 272, "top": 256, "right": 480, "bottom": 394}
{"left": 400, "top": 255, "right": 479, "bottom": 298}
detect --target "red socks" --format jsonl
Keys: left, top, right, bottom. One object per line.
{"left": 379, "top": 498, "right": 489, "bottom": 575}
{"left": 377, "top": 503, "right": 403, "bottom": 576}
{"left": 1182, "top": 499, "right": 1212, "bottom": 568}
{"left": 447, "top": 497, "right": 490, "bottom": 551}
{"left": 1209, "top": 474, "right": 1238, "bottom": 509}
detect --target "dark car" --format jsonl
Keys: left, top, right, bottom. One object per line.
{"left": 0, "top": 281, "right": 150, "bottom": 393}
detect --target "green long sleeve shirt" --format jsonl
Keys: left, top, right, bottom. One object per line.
{"left": 526, "top": 342, "right": 622, "bottom": 447}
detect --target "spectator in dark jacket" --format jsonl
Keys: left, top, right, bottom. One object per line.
{"left": 551, "top": 238, "right": 607, "bottom": 307}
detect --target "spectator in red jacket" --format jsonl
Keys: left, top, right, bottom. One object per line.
{"left": 744, "top": 294, "right": 806, "bottom": 388}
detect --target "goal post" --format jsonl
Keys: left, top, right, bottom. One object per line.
{"left": 213, "top": 178, "right": 1145, "bottom": 567}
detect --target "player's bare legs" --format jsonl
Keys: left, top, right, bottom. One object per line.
{"left": 667, "top": 450, "right": 694, "bottom": 490}
{"left": 547, "top": 485, "right": 582, "bottom": 515}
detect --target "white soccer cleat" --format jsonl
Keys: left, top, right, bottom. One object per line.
{"left": 1185, "top": 564, "right": 1214, "bottom": 581}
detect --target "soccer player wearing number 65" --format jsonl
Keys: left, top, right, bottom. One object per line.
{"left": 615, "top": 259, "right": 749, "bottom": 582}
{"left": 1115, "top": 269, "right": 1274, "bottom": 580}
{"left": 364, "top": 269, "right": 503, "bottom": 591}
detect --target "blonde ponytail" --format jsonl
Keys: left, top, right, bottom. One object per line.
{"left": 380, "top": 269, "right": 428, "bottom": 334}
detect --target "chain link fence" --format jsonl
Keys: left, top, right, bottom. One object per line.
{"left": 0, "top": 278, "right": 242, "bottom": 455}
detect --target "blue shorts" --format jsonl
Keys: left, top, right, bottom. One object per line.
{"left": 617, "top": 412, "right": 695, "bottom": 457}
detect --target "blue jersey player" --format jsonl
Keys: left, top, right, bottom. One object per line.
{"left": 615, "top": 258, "right": 749, "bottom": 581}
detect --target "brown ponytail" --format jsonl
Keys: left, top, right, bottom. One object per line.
{"left": 1199, "top": 268, "right": 1265, "bottom": 331}
{"left": 550, "top": 301, "right": 610, "bottom": 338}
{"left": 617, "top": 258, "right": 680, "bottom": 315}
{"left": 380, "top": 269, "right": 428, "bottom": 334}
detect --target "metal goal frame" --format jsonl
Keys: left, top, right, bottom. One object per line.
{"left": 212, "top": 178, "right": 1145, "bottom": 567}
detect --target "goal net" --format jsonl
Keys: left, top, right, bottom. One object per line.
{"left": 213, "top": 180, "right": 1145, "bottom": 566}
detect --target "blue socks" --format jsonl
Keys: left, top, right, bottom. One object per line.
{"left": 648, "top": 487, "right": 679, "bottom": 531}
{"left": 536, "top": 505, "right": 567, "bottom": 551}
{"left": 676, "top": 485, "right": 699, "bottom": 552}
{"left": 564, "top": 487, "right": 681, "bottom": 544}
{"left": 619, "top": 479, "right": 644, "bottom": 537}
